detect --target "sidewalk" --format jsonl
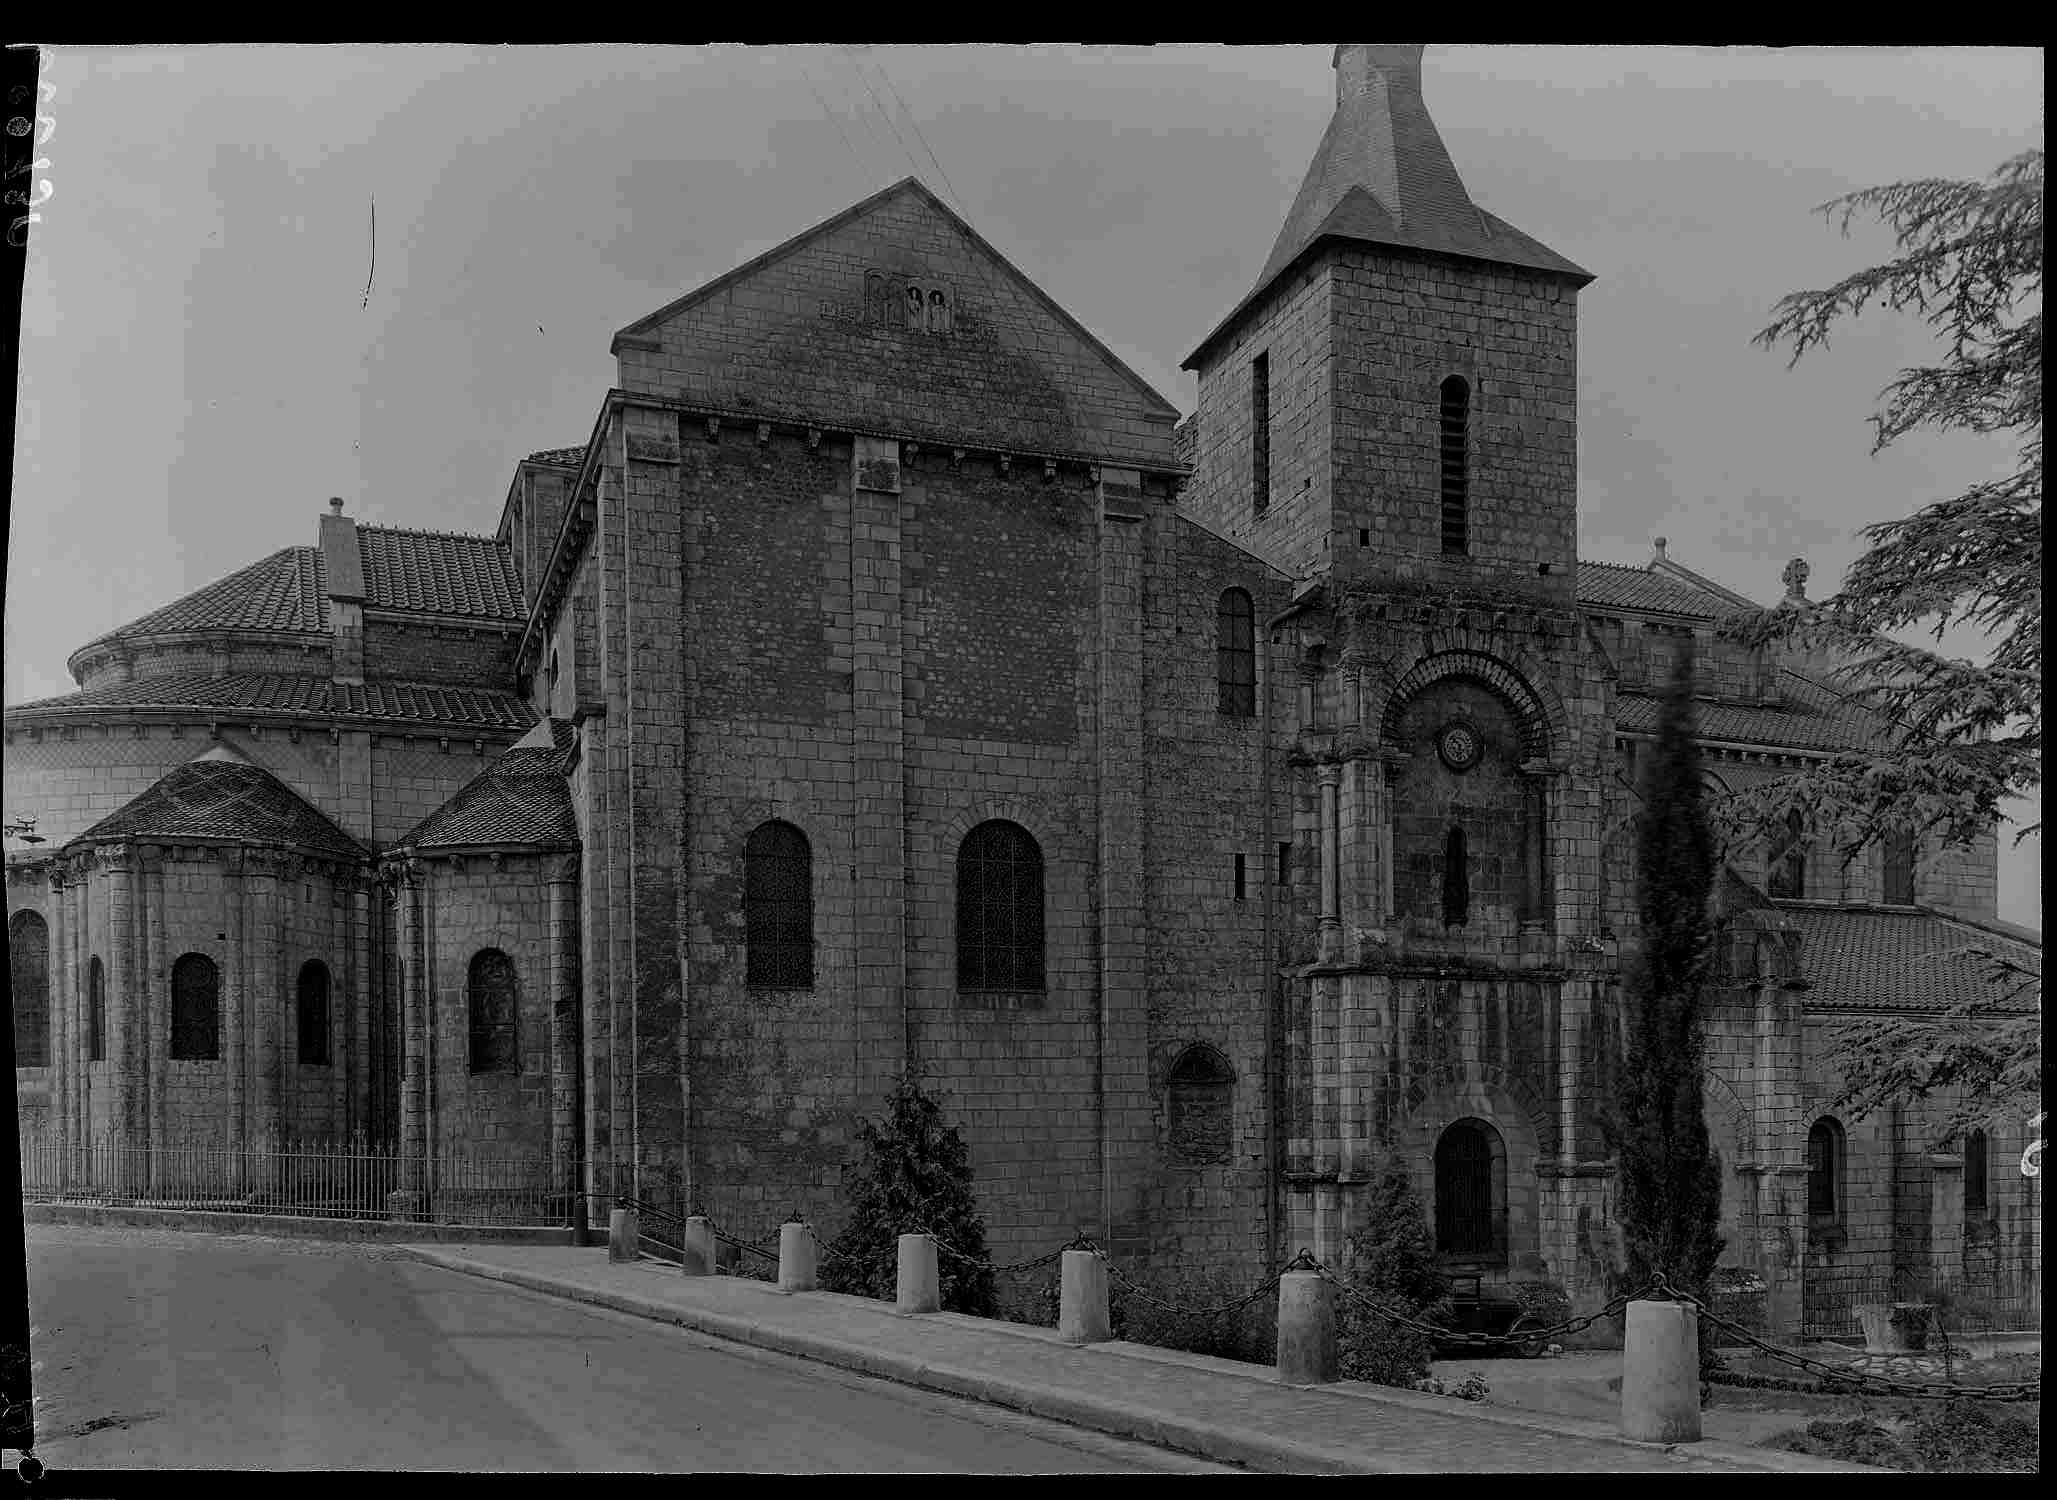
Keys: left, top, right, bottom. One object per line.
{"left": 395, "top": 1243, "right": 1874, "bottom": 1474}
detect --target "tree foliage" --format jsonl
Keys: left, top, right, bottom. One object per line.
{"left": 1337, "top": 1152, "right": 1451, "bottom": 1386}
{"left": 1724, "top": 147, "right": 2041, "bottom": 858}
{"left": 819, "top": 1075, "right": 997, "bottom": 1315}
{"left": 1727, "top": 146, "right": 2042, "bottom": 1140}
{"left": 1607, "top": 652, "right": 1725, "bottom": 1301}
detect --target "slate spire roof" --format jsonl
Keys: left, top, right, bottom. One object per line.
{"left": 71, "top": 744, "right": 364, "bottom": 860}
{"left": 1188, "top": 45, "right": 1591, "bottom": 368}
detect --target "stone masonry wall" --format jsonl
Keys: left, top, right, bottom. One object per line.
{"left": 1136, "top": 512, "right": 1293, "bottom": 1271}
{"left": 1180, "top": 259, "right": 1334, "bottom": 580}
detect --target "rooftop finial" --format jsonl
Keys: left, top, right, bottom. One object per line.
{"left": 1652, "top": 536, "right": 1668, "bottom": 561}
{"left": 329, "top": 497, "right": 345, "bottom": 514}
{"left": 1781, "top": 557, "right": 1810, "bottom": 603}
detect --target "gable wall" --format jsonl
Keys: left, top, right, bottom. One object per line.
{"left": 616, "top": 188, "right": 1175, "bottom": 468}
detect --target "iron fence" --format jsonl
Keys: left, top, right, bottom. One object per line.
{"left": 18, "top": 1131, "right": 571, "bottom": 1227}
{"left": 1801, "top": 1266, "right": 2043, "bottom": 1341}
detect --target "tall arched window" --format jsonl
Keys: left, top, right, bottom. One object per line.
{"left": 297, "top": 960, "right": 331, "bottom": 1066}
{"left": 1439, "top": 375, "right": 1470, "bottom": 555}
{"left": 467, "top": 948, "right": 519, "bottom": 1074}
{"left": 1768, "top": 810, "right": 1807, "bottom": 899}
{"left": 1807, "top": 1116, "right": 1845, "bottom": 1222}
{"left": 745, "top": 821, "right": 814, "bottom": 988}
{"left": 88, "top": 955, "right": 106, "bottom": 1062}
{"left": 8, "top": 911, "right": 49, "bottom": 1067}
{"left": 957, "top": 821, "right": 1045, "bottom": 993}
{"left": 1217, "top": 588, "right": 1256, "bottom": 717}
{"left": 1964, "top": 1129, "right": 1989, "bottom": 1215}
{"left": 1442, "top": 826, "right": 1470, "bottom": 927}
{"left": 170, "top": 953, "right": 220, "bottom": 1061}
{"left": 1435, "top": 1118, "right": 1500, "bottom": 1257}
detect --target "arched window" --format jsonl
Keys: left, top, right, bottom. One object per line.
{"left": 745, "top": 821, "right": 814, "bottom": 988}
{"left": 864, "top": 270, "right": 887, "bottom": 326}
{"left": 928, "top": 286, "right": 951, "bottom": 334}
{"left": 88, "top": 955, "right": 105, "bottom": 1062}
{"left": 1435, "top": 1118, "right": 1500, "bottom": 1257}
{"left": 1768, "top": 810, "right": 1806, "bottom": 899}
{"left": 1882, "top": 827, "right": 1915, "bottom": 905}
{"left": 297, "top": 960, "right": 331, "bottom": 1066}
{"left": 957, "top": 820, "right": 1045, "bottom": 992}
{"left": 1964, "top": 1129, "right": 1989, "bottom": 1215}
{"left": 1442, "top": 826, "right": 1470, "bottom": 927}
{"left": 467, "top": 948, "right": 519, "bottom": 1074}
{"left": 8, "top": 911, "right": 49, "bottom": 1067}
{"left": 1807, "top": 1116, "right": 1845, "bottom": 1222}
{"left": 1439, "top": 375, "right": 1469, "bottom": 555}
{"left": 1217, "top": 588, "right": 1256, "bottom": 717}
{"left": 1166, "top": 1044, "right": 1235, "bottom": 1166}
{"left": 170, "top": 953, "right": 220, "bottom": 1061}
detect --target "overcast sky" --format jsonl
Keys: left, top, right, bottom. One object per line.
{"left": 7, "top": 43, "right": 2043, "bottom": 927}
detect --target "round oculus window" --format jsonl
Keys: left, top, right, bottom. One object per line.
{"left": 1437, "top": 721, "right": 1482, "bottom": 772}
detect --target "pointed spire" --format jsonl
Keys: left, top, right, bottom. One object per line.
{"left": 1186, "top": 44, "right": 1591, "bottom": 369}
{"left": 1257, "top": 45, "right": 1480, "bottom": 287}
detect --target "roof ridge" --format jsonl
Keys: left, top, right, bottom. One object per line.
{"left": 358, "top": 523, "right": 506, "bottom": 544}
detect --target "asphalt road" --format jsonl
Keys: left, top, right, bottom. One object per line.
{"left": 22, "top": 1225, "right": 1239, "bottom": 1473}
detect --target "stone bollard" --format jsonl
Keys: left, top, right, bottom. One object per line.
{"left": 1275, "top": 1267, "right": 1338, "bottom": 1385}
{"left": 897, "top": 1232, "right": 941, "bottom": 1314}
{"left": 680, "top": 1216, "right": 716, "bottom": 1276}
{"left": 779, "top": 1220, "right": 819, "bottom": 1293}
{"left": 1620, "top": 1299, "right": 1702, "bottom": 1443}
{"left": 1059, "top": 1249, "right": 1111, "bottom": 1344}
{"left": 607, "top": 1207, "right": 640, "bottom": 1265}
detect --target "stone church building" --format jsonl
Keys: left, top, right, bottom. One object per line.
{"left": 7, "top": 45, "right": 2039, "bottom": 1336}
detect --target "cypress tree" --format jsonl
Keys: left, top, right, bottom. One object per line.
{"left": 820, "top": 1075, "right": 997, "bottom": 1315}
{"left": 1609, "top": 647, "right": 1726, "bottom": 1309}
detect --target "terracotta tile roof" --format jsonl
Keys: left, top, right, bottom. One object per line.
{"left": 526, "top": 446, "right": 588, "bottom": 469}
{"left": 391, "top": 741, "right": 578, "bottom": 852}
{"left": 357, "top": 526, "right": 524, "bottom": 619}
{"left": 73, "top": 749, "right": 364, "bottom": 860}
{"left": 1575, "top": 560, "right": 1725, "bottom": 618}
{"left": 1775, "top": 903, "right": 2041, "bottom": 1012}
{"left": 6, "top": 673, "right": 536, "bottom": 732}
{"left": 1613, "top": 669, "right": 1892, "bottom": 753}
{"left": 78, "top": 548, "right": 331, "bottom": 652}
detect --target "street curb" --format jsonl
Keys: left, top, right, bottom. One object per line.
{"left": 26, "top": 1202, "right": 575, "bottom": 1246}
{"left": 395, "top": 1248, "right": 1875, "bottom": 1475}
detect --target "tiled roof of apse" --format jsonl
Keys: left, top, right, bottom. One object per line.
{"left": 73, "top": 748, "right": 364, "bottom": 860}
{"left": 357, "top": 527, "right": 524, "bottom": 618}
{"left": 1575, "top": 560, "right": 1728, "bottom": 618}
{"left": 1778, "top": 903, "right": 2041, "bottom": 1012}
{"left": 392, "top": 721, "right": 578, "bottom": 851}
{"left": 6, "top": 673, "right": 536, "bottom": 732}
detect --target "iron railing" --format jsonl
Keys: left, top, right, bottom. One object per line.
{"left": 1801, "top": 1266, "right": 2043, "bottom": 1341}
{"left": 18, "top": 1131, "right": 572, "bottom": 1227}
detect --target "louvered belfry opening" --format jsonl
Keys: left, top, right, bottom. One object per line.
{"left": 745, "top": 820, "right": 814, "bottom": 988}
{"left": 1440, "top": 375, "right": 1469, "bottom": 554}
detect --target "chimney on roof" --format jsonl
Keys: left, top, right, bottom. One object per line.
{"left": 1651, "top": 536, "right": 1668, "bottom": 567}
{"left": 319, "top": 498, "right": 366, "bottom": 686}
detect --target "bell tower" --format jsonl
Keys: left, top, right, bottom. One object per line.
{"left": 1181, "top": 44, "right": 1593, "bottom": 605}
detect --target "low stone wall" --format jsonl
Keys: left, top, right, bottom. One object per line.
{"left": 25, "top": 1201, "right": 576, "bottom": 1246}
